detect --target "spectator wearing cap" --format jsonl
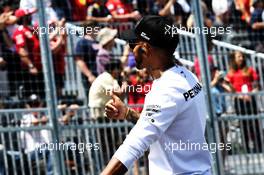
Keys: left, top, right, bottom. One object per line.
{"left": 75, "top": 23, "right": 100, "bottom": 101}
{"left": 86, "top": 0, "right": 113, "bottom": 23}
{"left": 20, "top": 94, "right": 53, "bottom": 175}
{"left": 89, "top": 59, "right": 124, "bottom": 119}
{"left": 212, "top": 0, "right": 229, "bottom": 27}
{"left": 96, "top": 27, "right": 118, "bottom": 75}
{"left": 88, "top": 59, "right": 126, "bottom": 170}
{"left": 106, "top": 0, "right": 141, "bottom": 21}
{"left": 13, "top": 8, "right": 45, "bottom": 99}
{"left": 19, "top": 0, "right": 58, "bottom": 24}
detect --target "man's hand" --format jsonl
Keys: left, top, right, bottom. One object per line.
{"left": 105, "top": 93, "right": 128, "bottom": 120}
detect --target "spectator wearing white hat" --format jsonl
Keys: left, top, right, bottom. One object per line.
{"left": 96, "top": 27, "right": 118, "bottom": 75}
{"left": 20, "top": 0, "right": 58, "bottom": 24}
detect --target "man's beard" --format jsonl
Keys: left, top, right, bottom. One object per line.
{"left": 135, "top": 56, "right": 143, "bottom": 69}
{"left": 135, "top": 60, "right": 142, "bottom": 69}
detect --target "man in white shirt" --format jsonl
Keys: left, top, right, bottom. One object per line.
{"left": 101, "top": 15, "right": 212, "bottom": 175}
{"left": 89, "top": 59, "right": 123, "bottom": 119}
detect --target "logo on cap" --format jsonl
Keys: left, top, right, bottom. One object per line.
{"left": 140, "top": 32, "right": 150, "bottom": 41}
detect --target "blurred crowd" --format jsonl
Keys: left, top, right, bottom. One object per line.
{"left": 0, "top": 0, "right": 263, "bottom": 114}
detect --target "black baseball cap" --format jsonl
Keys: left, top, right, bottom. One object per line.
{"left": 120, "top": 15, "right": 179, "bottom": 50}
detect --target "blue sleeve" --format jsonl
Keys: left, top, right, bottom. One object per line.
{"left": 250, "top": 10, "right": 261, "bottom": 25}
{"left": 75, "top": 39, "right": 85, "bottom": 56}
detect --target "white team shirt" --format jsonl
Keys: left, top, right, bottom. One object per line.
{"left": 114, "top": 65, "right": 212, "bottom": 175}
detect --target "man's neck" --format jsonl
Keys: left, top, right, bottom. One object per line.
{"left": 149, "top": 62, "right": 175, "bottom": 79}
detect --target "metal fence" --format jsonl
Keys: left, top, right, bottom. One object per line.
{"left": 0, "top": 107, "right": 149, "bottom": 175}
{"left": 178, "top": 28, "right": 264, "bottom": 175}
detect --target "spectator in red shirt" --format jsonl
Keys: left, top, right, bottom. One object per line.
{"left": 226, "top": 51, "right": 259, "bottom": 93}
{"left": 12, "top": 8, "right": 45, "bottom": 99}
{"left": 226, "top": 50, "right": 261, "bottom": 152}
{"left": 194, "top": 55, "right": 214, "bottom": 80}
{"left": 128, "top": 68, "right": 152, "bottom": 112}
{"left": 106, "top": 0, "right": 141, "bottom": 21}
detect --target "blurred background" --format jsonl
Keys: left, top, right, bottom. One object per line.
{"left": 0, "top": 0, "right": 264, "bottom": 174}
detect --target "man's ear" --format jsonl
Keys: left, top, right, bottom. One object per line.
{"left": 138, "top": 47, "right": 145, "bottom": 55}
{"left": 141, "top": 43, "right": 151, "bottom": 57}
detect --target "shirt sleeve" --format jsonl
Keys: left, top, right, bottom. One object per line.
{"left": 113, "top": 87, "right": 185, "bottom": 168}
{"left": 75, "top": 39, "right": 85, "bottom": 56}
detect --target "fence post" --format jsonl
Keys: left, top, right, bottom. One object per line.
{"left": 36, "top": 0, "right": 65, "bottom": 174}
{"left": 191, "top": 0, "right": 223, "bottom": 174}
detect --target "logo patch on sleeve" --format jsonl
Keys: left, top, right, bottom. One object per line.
{"left": 144, "top": 105, "right": 161, "bottom": 117}
{"left": 182, "top": 83, "right": 202, "bottom": 101}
